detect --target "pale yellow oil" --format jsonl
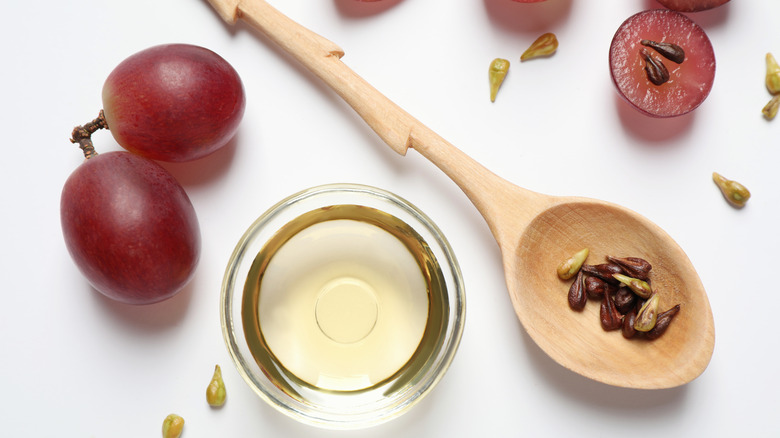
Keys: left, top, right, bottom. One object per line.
{"left": 242, "top": 205, "right": 447, "bottom": 394}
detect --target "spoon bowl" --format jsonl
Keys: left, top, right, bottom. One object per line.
{"left": 207, "top": 0, "right": 715, "bottom": 389}
{"left": 510, "top": 199, "right": 713, "bottom": 388}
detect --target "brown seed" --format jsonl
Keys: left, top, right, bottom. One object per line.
{"left": 606, "top": 256, "right": 652, "bottom": 281}
{"left": 640, "top": 48, "right": 670, "bottom": 86}
{"left": 584, "top": 275, "right": 620, "bottom": 300}
{"left": 568, "top": 270, "right": 587, "bottom": 311}
{"left": 584, "top": 275, "right": 607, "bottom": 299}
{"left": 640, "top": 39, "right": 685, "bottom": 64}
{"left": 600, "top": 287, "right": 622, "bottom": 331}
{"left": 622, "top": 308, "right": 638, "bottom": 339}
{"left": 645, "top": 304, "right": 681, "bottom": 340}
{"left": 614, "top": 287, "right": 637, "bottom": 314}
{"left": 582, "top": 263, "right": 624, "bottom": 285}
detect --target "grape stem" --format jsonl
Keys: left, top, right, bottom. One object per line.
{"left": 70, "top": 110, "right": 108, "bottom": 159}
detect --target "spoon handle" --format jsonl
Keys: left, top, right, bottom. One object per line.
{"left": 213, "top": 0, "right": 542, "bottom": 240}
{"left": 238, "top": 0, "right": 415, "bottom": 155}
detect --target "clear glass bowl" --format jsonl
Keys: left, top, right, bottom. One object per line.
{"left": 221, "top": 183, "right": 466, "bottom": 429}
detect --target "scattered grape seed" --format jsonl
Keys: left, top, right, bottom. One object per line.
{"left": 763, "top": 94, "right": 780, "bottom": 120}
{"left": 520, "top": 32, "right": 558, "bottom": 61}
{"left": 766, "top": 52, "right": 780, "bottom": 95}
{"left": 488, "top": 58, "right": 510, "bottom": 103}
{"left": 206, "top": 364, "right": 227, "bottom": 407}
{"left": 162, "top": 414, "right": 184, "bottom": 438}
{"left": 712, "top": 172, "right": 751, "bottom": 208}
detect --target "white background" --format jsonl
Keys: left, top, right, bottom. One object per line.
{"left": 2, "top": 0, "right": 778, "bottom": 436}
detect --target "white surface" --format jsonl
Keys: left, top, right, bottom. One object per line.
{"left": 2, "top": 0, "right": 778, "bottom": 436}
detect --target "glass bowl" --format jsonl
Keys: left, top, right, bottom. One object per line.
{"left": 221, "top": 183, "right": 466, "bottom": 429}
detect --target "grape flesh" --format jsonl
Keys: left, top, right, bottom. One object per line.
{"left": 61, "top": 151, "right": 200, "bottom": 304}
{"left": 609, "top": 9, "right": 716, "bottom": 118}
{"left": 102, "top": 44, "right": 245, "bottom": 162}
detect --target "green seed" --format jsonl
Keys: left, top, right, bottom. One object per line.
{"left": 162, "top": 414, "right": 184, "bottom": 438}
{"left": 206, "top": 364, "right": 226, "bottom": 407}
{"left": 520, "top": 32, "right": 558, "bottom": 61}
{"left": 557, "top": 248, "right": 589, "bottom": 280}
{"left": 634, "top": 293, "right": 660, "bottom": 332}
{"left": 763, "top": 95, "right": 780, "bottom": 120}
{"left": 766, "top": 53, "right": 780, "bottom": 95}
{"left": 612, "top": 273, "right": 653, "bottom": 299}
{"left": 712, "top": 172, "right": 751, "bottom": 208}
{"left": 489, "top": 58, "right": 510, "bottom": 103}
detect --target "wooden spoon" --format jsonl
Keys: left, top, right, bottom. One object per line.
{"left": 207, "top": 0, "right": 714, "bottom": 389}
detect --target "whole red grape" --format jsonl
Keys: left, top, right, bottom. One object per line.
{"left": 61, "top": 151, "right": 201, "bottom": 304}
{"left": 656, "top": 0, "right": 730, "bottom": 12}
{"left": 102, "top": 44, "right": 245, "bottom": 162}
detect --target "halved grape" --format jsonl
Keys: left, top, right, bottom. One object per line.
{"left": 656, "top": 0, "right": 730, "bottom": 12}
{"left": 61, "top": 151, "right": 201, "bottom": 304}
{"left": 102, "top": 44, "right": 245, "bottom": 162}
{"left": 609, "top": 9, "right": 716, "bottom": 118}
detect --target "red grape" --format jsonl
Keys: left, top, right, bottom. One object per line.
{"left": 656, "top": 0, "right": 730, "bottom": 12}
{"left": 609, "top": 9, "right": 716, "bottom": 118}
{"left": 102, "top": 44, "right": 245, "bottom": 162}
{"left": 61, "top": 151, "right": 201, "bottom": 304}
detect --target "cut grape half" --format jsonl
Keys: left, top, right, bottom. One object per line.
{"left": 609, "top": 9, "right": 716, "bottom": 118}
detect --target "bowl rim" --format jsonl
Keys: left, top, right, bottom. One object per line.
{"left": 220, "top": 183, "right": 466, "bottom": 429}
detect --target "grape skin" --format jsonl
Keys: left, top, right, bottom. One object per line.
{"left": 61, "top": 151, "right": 200, "bottom": 304}
{"left": 656, "top": 0, "right": 729, "bottom": 12}
{"left": 102, "top": 44, "right": 245, "bottom": 163}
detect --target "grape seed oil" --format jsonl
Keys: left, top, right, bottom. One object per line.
{"left": 241, "top": 204, "right": 448, "bottom": 394}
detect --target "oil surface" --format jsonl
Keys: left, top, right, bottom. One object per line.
{"left": 242, "top": 205, "right": 448, "bottom": 393}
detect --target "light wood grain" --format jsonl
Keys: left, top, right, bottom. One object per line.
{"left": 208, "top": 0, "right": 715, "bottom": 389}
